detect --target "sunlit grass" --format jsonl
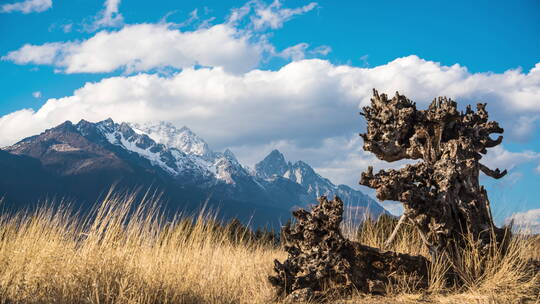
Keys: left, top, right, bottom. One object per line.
{"left": 0, "top": 193, "right": 538, "bottom": 303}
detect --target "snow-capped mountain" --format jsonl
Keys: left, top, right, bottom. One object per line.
{"left": 255, "top": 149, "right": 290, "bottom": 179}
{"left": 130, "top": 122, "right": 215, "bottom": 161}
{"left": 78, "top": 119, "right": 251, "bottom": 186}
{"left": 256, "top": 151, "right": 336, "bottom": 195}
{"left": 255, "top": 149, "right": 380, "bottom": 212}
{"left": 129, "top": 121, "right": 255, "bottom": 185}
{"left": 0, "top": 118, "right": 387, "bottom": 227}
{"left": 86, "top": 119, "right": 193, "bottom": 176}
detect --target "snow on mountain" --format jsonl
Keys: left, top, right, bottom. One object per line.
{"left": 255, "top": 149, "right": 290, "bottom": 179}
{"left": 79, "top": 119, "right": 385, "bottom": 215}
{"left": 254, "top": 149, "right": 383, "bottom": 214}
{"left": 214, "top": 150, "right": 247, "bottom": 185}
{"left": 129, "top": 122, "right": 215, "bottom": 161}
{"left": 90, "top": 119, "right": 180, "bottom": 175}
{"left": 96, "top": 120, "right": 247, "bottom": 185}
{"left": 75, "top": 119, "right": 218, "bottom": 183}
{"left": 255, "top": 149, "right": 335, "bottom": 196}
{"left": 2, "top": 118, "right": 387, "bottom": 227}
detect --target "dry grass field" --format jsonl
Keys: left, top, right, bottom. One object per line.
{"left": 0, "top": 193, "right": 538, "bottom": 304}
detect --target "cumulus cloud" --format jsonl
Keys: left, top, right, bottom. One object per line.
{"left": 1, "top": 56, "right": 540, "bottom": 146}
{"left": 1, "top": 56, "right": 540, "bottom": 180}
{"left": 505, "top": 208, "right": 540, "bottom": 234}
{"left": 0, "top": 60, "right": 358, "bottom": 148}
{"left": 32, "top": 91, "right": 42, "bottom": 98}
{"left": 2, "top": 23, "right": 264, "bottom": 74}
{"left": 3, "top": 42, "right": 71, "bottom": 65}
{"left": 2, "top": 0, "right": 325, "bottom": 75}
{"left": 1, "top": 0, "right": 51, "bottom": 14}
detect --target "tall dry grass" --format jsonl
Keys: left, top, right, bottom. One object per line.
{"left": 347, "top": 213, "right": 540, "bottom": 303}
{"left": 0, "top": 194, "right": 538, "bottom": 304}
{"left": 0, "top": 192, "right": 283, "bottom": 304}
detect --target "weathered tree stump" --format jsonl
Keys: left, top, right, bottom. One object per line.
{"left": 359, "top": 89, "right": 509, "bottom": 258}
{"left": 268, "top": 196, "right": 429, "bottom": 302}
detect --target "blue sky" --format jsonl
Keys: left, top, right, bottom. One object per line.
{"left": 1, "top": 0, "right": 539, "bottom": 230}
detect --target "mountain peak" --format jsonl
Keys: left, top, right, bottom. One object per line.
{"left": 54, "top": 120, "right": 75, "bottom": 129}
{"left": 99, "top": 118, "right": 115, "bottom": 128}
{"left": 179, "top": 125, "right": 193, "bottom": 133}
{"left": 131, "top": 121, "right": 214, "bottom": 159}
{"left": 78, "top": 119, "right": 90, "bottom": 124}
{"left": 91, "top": 118, "right": 118, "bottom": 134}
{"left": 223, "top": 148, "right": 237, "bottom": 161}
{"left": 269, "top": 149, "right": 284, "bottom": 158}
{"left": 291, "top": 160, "right": 316, "bottom": 175}
{"left": 255, "top": 149, "right": 289, "bottom": 179}
{"left": 293, "top": 160, "right": 310, "bottom": 168}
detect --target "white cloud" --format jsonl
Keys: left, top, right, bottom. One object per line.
{"left": 62, "top": 23, "right": 73, "bottom": 33}
{"left": 1, "top": 0, "right": 51, "bottom": 14}
{"left": 482, "top": 145, "right": 540, "bottom": 173}
{"left": 312, "top": 45, "right": 331, "bottom": 56}
{"left": 359, "top": 55, "right": 369, "bottom": 67}
{"left": 279, "top": 43, "right": 332, "bottom": 61}
{"left": 3, "top": 42, "right": 71, "bottom": 65}
{"left": 505, "top": 208, "right": 540, "bottom": 234}
{"left": 228, "top": 0, "right": 317, "bottom": 30}
{"left": 511, "top": 115, "right": 540, "bottom": 141}
{"left": 32, "top": 91, "right": 42, "bottom": 98}
{"left": 47, "top": 22, "right": 74, "bottom": 33}
{"left": 173, "top": 9, "right": 200, "bottom": 28}
{"left": 2, "top": 23, "right": 264, "bottom": 74}
{"left": 252, "top": 0, "right": 317, "bottom": 30}
{"left": 1, "top": 56, "right": 540, "bottom": 180}
{"left": 86, "top": 0, "right": 124, "bottom": 31}
{"left": 3, "top": 0, "right": 325, "bottom": 75}
{"left": 279, "top": 43, "right": 309, "bottom": 61}
{"left": 379, "top": 201, "right": 404, "bottom": 216}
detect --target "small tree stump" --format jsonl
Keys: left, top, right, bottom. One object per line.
{"left": 269, "top": 196, "right": 429, "bottom": 301}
